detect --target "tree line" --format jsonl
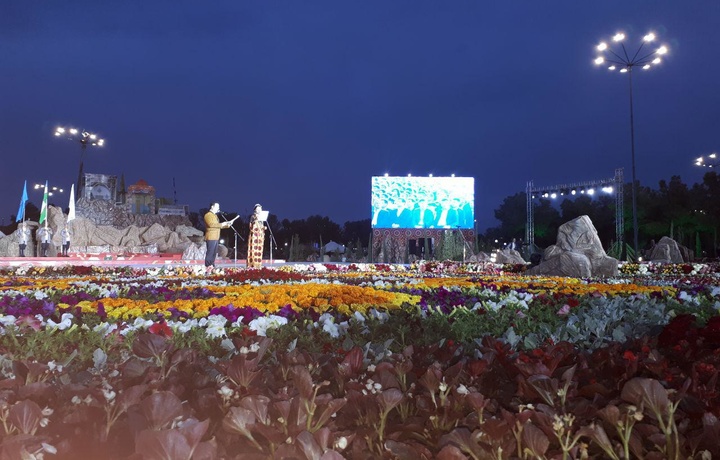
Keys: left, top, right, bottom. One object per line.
{"left": 483, "top": 171, "right": 720, "bottom": 259}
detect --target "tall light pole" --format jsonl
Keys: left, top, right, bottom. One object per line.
{"left": 594, "top": 32, "right": 669, "bottom": 259}
{"left": 54, "top": 126, "right": 105, "bottom": 198}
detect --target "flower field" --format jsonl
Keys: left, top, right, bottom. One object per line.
{"left": 1, "top": 261, "right": 720, "bottom": 459}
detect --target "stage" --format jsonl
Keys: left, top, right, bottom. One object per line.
{"left": 0, "top": 254, "right": 286, "bottom": 268}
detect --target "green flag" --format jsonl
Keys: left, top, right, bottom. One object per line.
{"left": 39, "top": 181, "right": 49, "bottom": 224}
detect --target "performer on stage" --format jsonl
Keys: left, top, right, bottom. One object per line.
{"left": 61, "top": 225, "right": 71, "bottom": 256}
{"left": 204, "top": 202, "right": 237, "bottom": 270}
{"left": 17, "top": 222, "right": 31, "bottom": 257}
{"left": 37, "top": 222, "right": 53, "bottom": 257}
{"left": 247, "top": 204, "right": 265, "bottom": 269}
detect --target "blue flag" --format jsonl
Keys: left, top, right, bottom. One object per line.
{"left": 16, "top": 180, "right": 28, "bottom": 222}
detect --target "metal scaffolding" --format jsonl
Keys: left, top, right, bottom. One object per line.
{"left": 526, "top": 168, "right": 624, "bottom": 249}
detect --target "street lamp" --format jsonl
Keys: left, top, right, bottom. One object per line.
{"left": 54, "top": 126, "right": 105, "bottom": 198}
{"left": 695, "top": 153, "right": 718, "bottom": 168}
{"left": 594, "top": 31, "right": 669, "bottom": 259}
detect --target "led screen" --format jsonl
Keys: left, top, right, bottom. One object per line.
{"left": 371, "top": 176, "right": 474, "bottom": 229}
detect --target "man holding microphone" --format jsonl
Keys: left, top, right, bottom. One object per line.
{"left": 204, "top": 202, "right": 237, "bottom": 271}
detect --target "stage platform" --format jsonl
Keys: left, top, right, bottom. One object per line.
{"left": 0, "top": 253, "right": 286, "bottom": 268}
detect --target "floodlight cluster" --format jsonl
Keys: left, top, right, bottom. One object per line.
{"left": 594, "top": 31, "right": 669, "bottom": 72}
{"left": 695, "top": 153, "right": 718, "bottom": 168}
{"left": 534, "top": 186, "right": 615, "bottom": 200}
{"left": 33, "top": 183, "right": 65, "bottom": 197}
{"left": 55, "top": 126, "right": 105, "bottom": 147}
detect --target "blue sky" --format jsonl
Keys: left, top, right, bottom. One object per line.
{"left": 1, "top": 1, "right": 719, "bottom": 230}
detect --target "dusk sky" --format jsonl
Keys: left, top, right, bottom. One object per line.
{"left": 2, "top": 1, "right": 719, "bottom": 231}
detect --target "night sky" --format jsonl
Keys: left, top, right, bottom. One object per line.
{"left": 2, "top": 1, "right": 719, "bottom": 231}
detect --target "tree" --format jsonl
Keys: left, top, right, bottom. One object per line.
{"left": 342, "top": 219, "right": 371, "bottom": 248}
{"left": 492, "top": 192, "right": 527, "bottom": 240}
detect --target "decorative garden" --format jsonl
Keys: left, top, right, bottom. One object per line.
{"left": 1, "top": 261, "right": 719, "bottom": 459}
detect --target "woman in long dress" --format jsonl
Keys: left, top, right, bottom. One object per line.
{"left": 247, "top": 204, "right": 265, "bottom": 268}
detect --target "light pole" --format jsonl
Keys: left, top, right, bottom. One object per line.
{"left": 54, "top": 126, "right": 105, "bottom": 198}
{"left": 594, "top": 32, "right": 669, "bottom": 259}
{"left": 695, "top": 153, "right": 718, "bottom": 168}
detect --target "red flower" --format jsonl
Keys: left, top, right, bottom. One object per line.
{"left": 623, "top": 350, "right": 638, "bottom": 362}
{"left": 531, "top": 348, "right": 545, "bottom": 358}
{"left": 567, "top": 298, "right": 580, "bottom": 308}
{"left": 658, "top": 314, "right": 697, "bottom": 348}
{"left": 149, "top": 320, "right": 173, "bottom": 337}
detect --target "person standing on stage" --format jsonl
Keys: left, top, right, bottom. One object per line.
{"left": 204, "top": 202, "right": 237, "bottom": 270}
{"left": 61, "top": 225, "right": 72, "bottom": 256}
{"left": 37, "top": 222, "right": 53, "bottom": 257}
{"left": 17, "top": 221, "right": 31, "bottom": 257}
{"left": 247, "top": 204, "right": 265, "bottom": 269}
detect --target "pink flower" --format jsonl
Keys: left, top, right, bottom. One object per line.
{"left": 557, "top": 304, "right": 571, "bottom": 316}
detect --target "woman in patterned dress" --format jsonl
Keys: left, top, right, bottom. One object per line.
{"left": 247, "top": 204, "right": 265, "bottom": 268}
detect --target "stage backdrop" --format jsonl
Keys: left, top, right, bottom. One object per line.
{"left": 371, "top": 176, "right": 474, "bottom": 229}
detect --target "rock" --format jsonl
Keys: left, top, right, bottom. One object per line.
{"left": 467, "top": 252, "right": 492, "bottom": 262}
{"left": 175, "top": 225, "right": 204, "bottom": 238}
{"left": 527, "top": 215, "right": 618, "bottom": 278}
{"left": 495, "top": 249, "right": 526, "bottom": 264}
{"left": 183, "top": 242, "right": 205, "bottom": 260}
{"left": 649, "top": 236, "right": 685, "bottom": 263}
{"left": 92, "top": 225, "right": 126, "bottom": 247}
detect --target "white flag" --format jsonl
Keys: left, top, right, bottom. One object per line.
{"left": 67, "top": 184, "right": 76, "bottom": 222}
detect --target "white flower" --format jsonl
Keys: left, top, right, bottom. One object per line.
{"left": 352, "top": 311, "right": 366, "bottom": 323}
{"left": 248, "top": 315, "right": 288, "bottom": 337}
{"left": 132, "top": 317, "right": 154, "bottom": 329}
{"left": 175, "top": 319, "right": 198, "bottom": 334}
{"left": 334, "top": 437, "right": 348, "bottom": 450}
{"left": 0, "top": 315, "right": 18, "bottom": 327}
{"left": 217, "top": 386, "right": 234, "bottom": 399}
{"left": 34, "top": 290, "right": 48, "bottom": 300}
{"left": 102, "top": 389, "right": 116, "bottom": 402}
{"left": 456, "top": 384, "right": 469, "bottom": 395}
{"left": 46, "top": 313, "right": 74, "bottom": 331}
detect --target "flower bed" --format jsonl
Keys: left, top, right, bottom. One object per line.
{"left": 1, "top": 263, "right": 719, "bottom": 459}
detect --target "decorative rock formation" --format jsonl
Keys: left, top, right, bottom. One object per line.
{"left": 649, "top": 236, "right": 685, "bottom": 264}
{"left": 495, "top": 249, "right": 526, "bottom": 264}
{"left": 467, "top": 252, "right": 492, "bottom": 263}
{"left": 0, "top": 206, "right": 202, "bottom": 257}
{"left": 75, "top": 197, "right": 191, "bottom": 229}
{"left": 527, "top": 215, "right": 618, "bottom": 278}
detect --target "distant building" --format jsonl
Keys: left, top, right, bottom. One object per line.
{"left": 127, "top": 179, "right": 156, "bottom": 215}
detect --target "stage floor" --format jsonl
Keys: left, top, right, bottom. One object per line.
{"left": 0, "top": 254, "right": 286, "bottom": 268}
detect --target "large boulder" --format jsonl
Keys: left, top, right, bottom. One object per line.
{"left": 495, "top": 249, "right": 526, "bottom": 264}
{"left": 183, "top": 242, "right": 205, "bottom": 260}
{"left": 527, "top": 215, "right": 618, "bottom": 278}
{"left": 649, "top": 236, "right": 685, "bottom": 263}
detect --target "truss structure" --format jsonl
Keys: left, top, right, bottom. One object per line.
{"left": 526, "top": 168, "right": 624, "bottom": 249}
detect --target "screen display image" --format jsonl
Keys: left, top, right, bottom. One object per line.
{"left": 371, "top": 176, "right": 474, "bottom": 229}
